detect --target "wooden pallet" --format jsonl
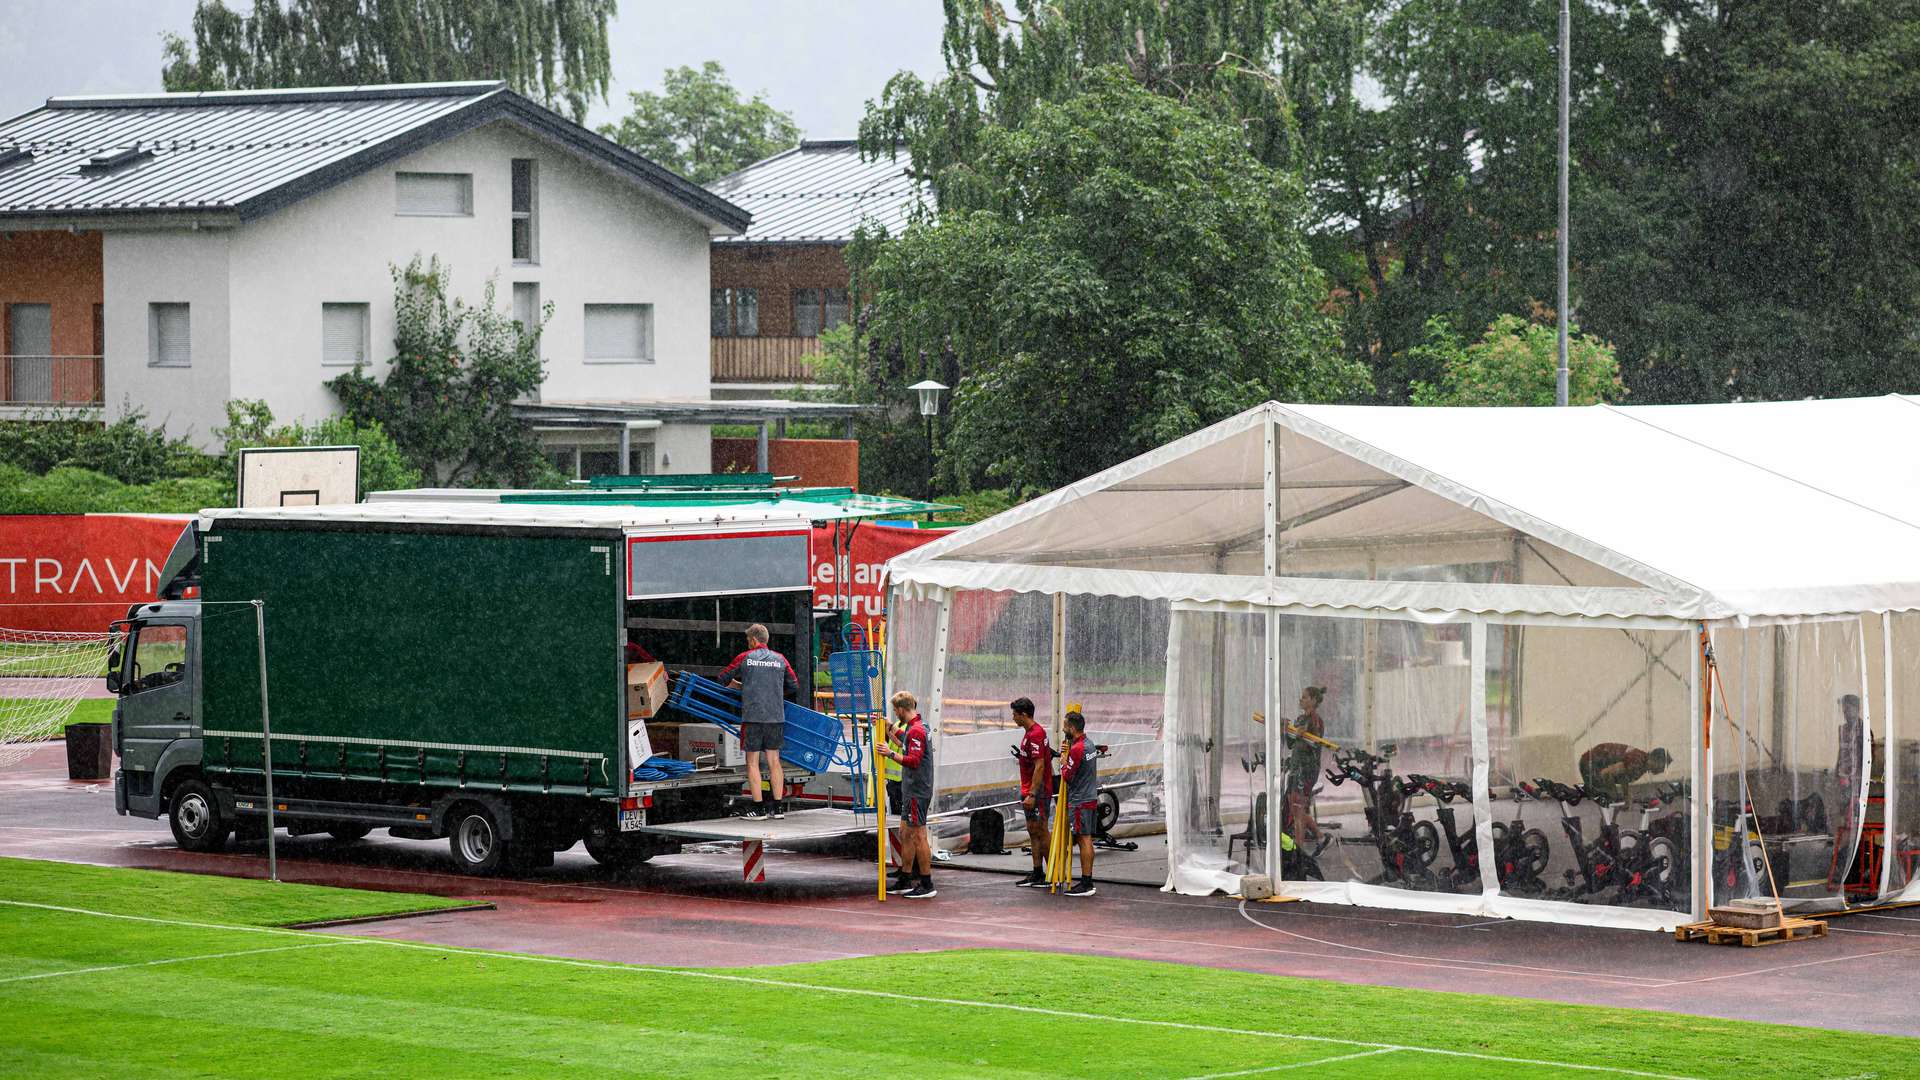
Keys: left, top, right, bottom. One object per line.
{"left": 1674, "top": 915, "right": 1828, "bottom": 947}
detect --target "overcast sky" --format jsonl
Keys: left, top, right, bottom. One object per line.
{"left": 0, "top": 1, "right": 948, "bottom": 138}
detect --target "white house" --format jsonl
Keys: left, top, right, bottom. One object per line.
{"left": 0, "top": 81, "right": 756, "bottom": 476}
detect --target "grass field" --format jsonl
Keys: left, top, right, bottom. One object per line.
{"left": 2, "top": 859, "right": 1913, "bottom": 1079}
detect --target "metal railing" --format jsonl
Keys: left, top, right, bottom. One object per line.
{"left": 711, "top": 336, "right": 822, "bottom": 383}
{"left": 0, "top": 355, "right": 105, "bottom": 406}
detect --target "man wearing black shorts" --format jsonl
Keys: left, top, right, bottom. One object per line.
{"left": 883, "top": 690, "right": 936, "bottom": 898}
{"left": 1059, "top": 710, "right": 1098, "bottom": 897}
{"left": 720, "top": 623, "right": 798, "bottom": 820}
{"left": 1011, "top": 697, "right": 1054, "bottom": 887}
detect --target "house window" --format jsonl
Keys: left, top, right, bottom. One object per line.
{"left": 631, "top": 442, "right": 656, "bottom": 476}
{"left": 510, "top": 159, "right": 538, "bottom": 262}
{"left": 321, "top": 303, "right": 370, "bottom": 366}
{"left": 710, "top": 288, "right": 758, "bottom": 337}
{"left": 148, "top": 303, "right": 190, "bottom": 367}
{"left": 792, "top": 287, "right": 849, "bottom": 337}
{"left": 512, "top": 283, "right": 541, "bottom": 340}
{"left": 395, "top": 172, "right": 473, "bottom": 216}
{"left": 579, "top": 449, "right": 619, "bottom": 477}
{"left": 584, "top": 304, "right": 653, "bottom": 363}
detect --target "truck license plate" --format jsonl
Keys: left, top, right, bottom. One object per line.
{"left": 619, "top": 808, "right": 646, "bottom": 832}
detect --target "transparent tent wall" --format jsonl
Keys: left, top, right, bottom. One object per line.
{"left": 1488, "top": 623, "right": 1694, "bottom": 915}
{"left": 1063, "top": 595, "right": 1169, "bottom": 838}
{"left": 1165, "top": 609, "right": 1269, "bottom": 894}
{"left": 1882, "top": 613, "right": 1920, "bottom": 899}
{"left": 930, "top": 589, "right": 1054, "bottom": 819}
{"left": 1707, "top": 619, "right": 1866, "bottom": 911}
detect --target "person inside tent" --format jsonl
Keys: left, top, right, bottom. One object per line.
{"left": 1576, "top": 743, "right": 1672, "bottom": 801}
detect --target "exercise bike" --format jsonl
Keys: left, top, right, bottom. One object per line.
{"left": 1325, "top": 745, "right": 1436, "bottom": 889}
{"left": 1404, "top": 774, "right": 1480, "bottom": 891}
{"left": 1488, "top": 784, "right": 1553, "bottom": 896}
{"left": 1526, "top": 779, "right": 1675, "bottom": 907}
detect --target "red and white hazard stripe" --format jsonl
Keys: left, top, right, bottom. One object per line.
{"left": 888, "top": 831, "right": 906, "bottom": 868}
{"left": 742, "top": 840, "right": 765, "bottom": 883}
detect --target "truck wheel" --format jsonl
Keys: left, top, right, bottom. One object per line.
{"left": 447, "top": 805, "right": 507, "bottom": 875}
{"left": 584, "top": 832, "right": 654, "bottom": 870}
{"left": 328, "top": 824, "right": 372, "bottom": 842}
{"left": 168, "top": 780, "right": 229, "bottom": 853}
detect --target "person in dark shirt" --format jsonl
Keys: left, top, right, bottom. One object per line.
{"left": 1576, "top": 743, "right": 1672, "bottom": 801}
{"left": 882, "top": 691, "right": 937, "bottom": 898}
{"left": 1059, "top": 710, "right": 1098, "bottom": 897}
{"left": 1010, "top": 697, "right": 1054, "bottom": 888}
{"left": 1283, "top": 687, "right": 1328, "bottom": 842}
{"left": 719, "top": 624, "right": 799, "bottom": 820}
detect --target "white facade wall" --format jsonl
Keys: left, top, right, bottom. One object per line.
{"left": 105, "top": 119, "right": 714, "bottom": 470}
{"left": 102, "top": 230, "right": 232, "bottom": 443}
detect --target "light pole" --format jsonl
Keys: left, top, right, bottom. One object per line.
{"left": 908, "top": 380, "right": 947, "bottom": 501}
{"left": 1556, "top": 0, "right": 1571, "bottom": 407}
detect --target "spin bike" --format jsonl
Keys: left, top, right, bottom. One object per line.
{"left": 1488, "top": 783, "right": 1553, "bottom": 896}
{"left": 1325, "top": 745, "right": 1436, "bottom": 889}
{"left": 1403, "top": 774, "right": 1479, "bottom": 891}
{"left": 1526, "top": 779, "right": 1675, "bottom": 907}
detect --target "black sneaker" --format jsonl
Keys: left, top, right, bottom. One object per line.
{"left": 1015, "top": 869, "right": 1046, "bottom": 888}
{"left": 1065, "top": 879, "right": 1097, "bottom": 897}
{"left": 771, "top": 802, "right": 786, "bottom": 820}
{"left": 887, "top": 875, "right": 914, "bottom": 894}
{"left": 739, "top": 804, "right": 769, "bottom": 821}
{"left": 903, "top": 880, "right": 938, "bottom": 899}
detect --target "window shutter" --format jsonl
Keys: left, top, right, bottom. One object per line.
{"left": 152, "top": 304, "right": 190, "bottom": 367}
{"left": 395, "top": 172, "right": 472, "bottom": 215}
{"left": 321, "top": 303, "right": 367, "bottom": 366}
{"left": 584, "top": 304, "right": 650, "bottom": 361}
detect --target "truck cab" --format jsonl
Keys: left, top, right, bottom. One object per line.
{"left": 110, "top": 599, "right": 204, "bottom": 830}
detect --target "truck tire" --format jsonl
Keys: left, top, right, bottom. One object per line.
{"left": 447, "top": 804, "right": 508, "bottom": 875}
{"left": 584, "top": 832, "right": 654, "bottom": 870}
{"left": 328, "top": 824, "right": 372, "bottom": 842}
{"left": 168, "top": 779, "right": 229, "bottom": 853}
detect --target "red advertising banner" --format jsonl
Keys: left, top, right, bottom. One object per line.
{"left": 0, "top": 515, "right": 193, "bottom": 632}
{"left": 811, "top": 523, "right": 951, "bottom": 621}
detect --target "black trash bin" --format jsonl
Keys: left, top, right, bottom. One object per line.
{"left": 65, "top": 722, "right": 113, "bottom": 781}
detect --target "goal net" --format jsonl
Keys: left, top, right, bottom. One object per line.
{"left": 0, "top": 627, "right": 119, "bottom": 768}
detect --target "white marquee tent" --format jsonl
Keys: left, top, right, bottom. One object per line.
{"left": 886, "top": 397, "right": 1920, "bottom": 930}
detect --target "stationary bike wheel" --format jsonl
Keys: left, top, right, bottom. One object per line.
{"left": 1095, "top": 790, "right": 1121, "bottom": 835}
{"left": 1410, "top": 821, "right": 1441, "bottom": 867}
{"left": 1521, "top": 829, "right": 1552, "bottom": 876}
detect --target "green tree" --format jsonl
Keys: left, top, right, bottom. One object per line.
{"left": 159, "top": 0, "right": 616, "bottom": 122}
{"left": 1407, "top": 314, "right": 1622, "bottom": 407}
{"left": 327, "top": 257, "right": 560, "bottom": 487}
{"left": 214, "top": 399, "right": 422, "bottom": 502}
{"left": 1578, "top": 1, "right": 1920, "bottom": 402}
{"left": 860, "top": 0, "right": 1302, "bottom": 209}
{"left": 849, "top": 70, "right": 1368, "bottom": 494}
{"left": 598, "top": 62, "right": 801, "bottom": 183}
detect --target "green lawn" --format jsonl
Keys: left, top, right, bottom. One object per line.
{"left": 0, "top": 857, "right": 473, "bottom": 927}
{"left": 2, "top": 859, "right": 1913, "bottom": 1079}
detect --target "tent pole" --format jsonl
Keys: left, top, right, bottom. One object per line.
{"left": 1263, "top": 416, "right": 1282, "bottom": 882}
{"left": 1050, "top": 593, "right": 1066, "bottom": 734}
{"left": 1692, "top": 625, "right": 1709, "bottom": 921}
{"left": 1879, "top": 614, "right": 1897, "bottom": 900}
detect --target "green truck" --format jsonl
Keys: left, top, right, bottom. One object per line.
{"left": 110, "top": 499, "right": 833, "bottom": 874}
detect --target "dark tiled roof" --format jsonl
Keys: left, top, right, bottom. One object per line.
{"left": 707, "top": 140, "right": 921, "bottom": 244}
{"left": 0, "top": 81, "right": 748, "bottom": 230}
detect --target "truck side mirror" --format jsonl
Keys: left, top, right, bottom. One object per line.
{"left": 104, "top": 650, "right": 123, "bottom": 694}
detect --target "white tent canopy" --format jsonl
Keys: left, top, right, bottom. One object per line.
{"left": 885, "top": 398, "right": 1920, "bottom": 931}
{"left": 891, "top": 398, "right": 1920, "bottom": 621}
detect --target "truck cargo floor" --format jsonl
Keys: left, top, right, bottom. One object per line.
{"left": 635, "top": 807, "right": 877, "bottom": 844}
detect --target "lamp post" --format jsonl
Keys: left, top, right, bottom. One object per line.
{"left": 908, "top": 379, "right": 947, "bottom": 502}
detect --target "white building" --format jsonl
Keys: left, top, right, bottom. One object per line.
{"left": 0, "top": 81, "right": 755, "bottom": 475}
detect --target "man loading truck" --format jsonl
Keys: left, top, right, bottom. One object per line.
{"left": 720, "top": 623, "right": 799, "bottom": 821}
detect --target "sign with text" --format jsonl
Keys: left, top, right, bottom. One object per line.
{"left": 811, "top": 523, "right": 951, "bottom": 621}
{"left": 0, "top": 515, "right": 194, "bottom": 631}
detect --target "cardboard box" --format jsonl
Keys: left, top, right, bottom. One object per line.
{"left": 627, "top": 719, "right": 654, "bottom": 769}
{"left": 627, "top": 662, "right": 667, "bottom": 720}
{"left": 677, "top": 722, "right": 743, "bottom": 768}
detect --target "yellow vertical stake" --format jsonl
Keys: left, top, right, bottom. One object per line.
{"left": 874, "top": 712, "right": 888, "bottom": 902}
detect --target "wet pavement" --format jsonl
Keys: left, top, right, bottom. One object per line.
{"left": 6, "top": 740, "right": 1920, "bottom": 1037}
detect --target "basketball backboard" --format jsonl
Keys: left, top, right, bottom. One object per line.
{"left": 236, "top": 446, "right": 360, "bottom": 507}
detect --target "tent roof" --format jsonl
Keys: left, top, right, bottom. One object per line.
{"left": 891, "top": 397, "right": 1920, "bottom": 620}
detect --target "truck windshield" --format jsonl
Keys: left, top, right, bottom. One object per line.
{"left": 128, "top": 624, "right": 187, "bottom": 693}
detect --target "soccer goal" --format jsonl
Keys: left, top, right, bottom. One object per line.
{"left": 0, "top": 626, "right": 120, "bottom": 768}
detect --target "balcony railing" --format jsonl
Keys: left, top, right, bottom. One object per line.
{"left": 1, "top": 355, "right": 104, "bottom": 407}
{"left": 711, "top": 336, "right": 822, "bottom": 383}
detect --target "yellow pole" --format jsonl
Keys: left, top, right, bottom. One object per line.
{"left": 1048, "top": 759, "right": 1071, "bottom": 892}
{"left": 874, "top": 714, "right": 888, "bottom": 903}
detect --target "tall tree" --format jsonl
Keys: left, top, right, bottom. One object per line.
{"left": 160, "top": 0, "right": 616, "bottom": 122}
{"left": 846, "top": 70, "right": 1368, "bottom": 494}
{"left": 860, "top": 0, "right": 1301, "bottom": 210}
{"left": 598, "top": 62, "right": 801, "bottom": 184}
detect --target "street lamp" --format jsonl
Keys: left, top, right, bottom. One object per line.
{"left": 908, "top": 380, "right": 947, "bottom": 500}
